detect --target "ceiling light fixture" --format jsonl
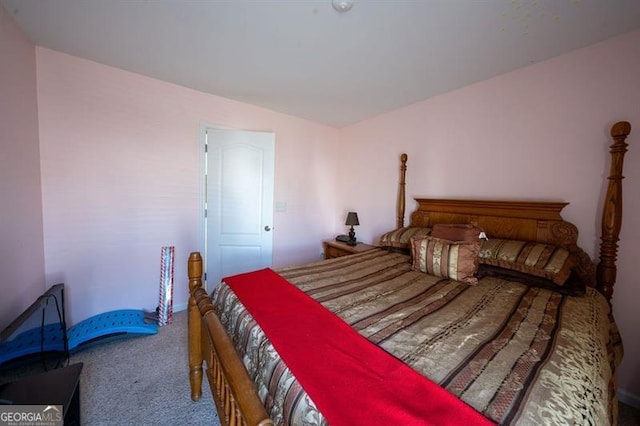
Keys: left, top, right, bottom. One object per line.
{"left": 332, "top": 0, "right": 354, "bottom": 12}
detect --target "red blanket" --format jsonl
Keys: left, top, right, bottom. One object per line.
{"left": 224, "top": 268, "right": 494, "bottom": 426}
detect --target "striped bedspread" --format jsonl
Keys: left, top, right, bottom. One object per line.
{"left": 212, "top": 249, "right": 622, "bottom": 426}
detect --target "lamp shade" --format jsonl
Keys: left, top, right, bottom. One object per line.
{"left": 345, "top": 212, "right": 359, "bottom": 226}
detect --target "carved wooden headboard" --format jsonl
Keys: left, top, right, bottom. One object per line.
{"left": 396, "top": 121, "right": 631, "bottom": 300}
{"left": 408, "top": 198, "right": 595, "bottom": 288}
{"left": 410, "top": 199, "right": 574, "bottom": 245}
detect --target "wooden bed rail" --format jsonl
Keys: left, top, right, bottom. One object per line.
{"left": 188, "top": 252, "right": 273, "bottom": 426}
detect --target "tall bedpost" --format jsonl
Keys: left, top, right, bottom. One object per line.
{"left": 397, "top": 153, "right": 408, "bottom": 229}
{"left": 596, "top": 121, "right": 631, "bottom": 301}
{"left": 188, "top": 252, "right": 204, "bottom": 401}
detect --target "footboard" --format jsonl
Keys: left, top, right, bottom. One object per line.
{"left": 188, "top": 252, "right": 273, "bottom": 426}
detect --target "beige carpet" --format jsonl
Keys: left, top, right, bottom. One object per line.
{"left": 70, "top": 309, "right": 219, "bottom": 425}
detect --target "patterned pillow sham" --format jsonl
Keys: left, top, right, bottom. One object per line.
{"left": 478, "top": 239, "right": 576, "bottom": 286}
{"left": 430, "top": 224, "right": 484, "bottom": 242}
{"left": 410, "top": 236, "right": 481, "bottom": 285}
{"left": 378, "top": 227, "right": 431, "bottom": 253}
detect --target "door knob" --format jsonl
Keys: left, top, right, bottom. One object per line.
{"left": 264, "top": 225, "right": 272, "bottom": 232}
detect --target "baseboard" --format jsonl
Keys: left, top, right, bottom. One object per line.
{"left": 618, "top": 389, "right": 640, "bottom": 409}
{"left": 173, "top": 303, "right": 187, "bottom": 313}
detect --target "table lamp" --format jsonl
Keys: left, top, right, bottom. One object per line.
{"left": 345, "top": 212, "right": 359, "bottom": 246}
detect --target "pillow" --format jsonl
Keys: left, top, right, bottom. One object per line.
{"left": 410, "top": 236, "right": 481, "bottom": 285}
{"left": 478, "top": 239, "right": 576, "bottom": 286}
{"left": 476, "top": 265, "right": 586, "bottom": 296}
{"left": 431, "top": 224, "right": 484, "bottom": 242}
{"left": 378, "top": 227, "right": 431, "bottom": 253}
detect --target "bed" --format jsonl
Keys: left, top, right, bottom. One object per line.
{"left": 187, "top": 121, "right": 631, "bottom": 426}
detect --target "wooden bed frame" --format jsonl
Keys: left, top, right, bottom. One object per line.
{"left": 187, "top": 121, "right": 631, "bottom": 426}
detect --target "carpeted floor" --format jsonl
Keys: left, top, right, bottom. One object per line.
{"left": 0, "top": 309, "right": 219, "bottom": 425}
{"left": 69, "top": 309, "right": 219, "bottom": 425}
{"left": 2, "top": 308, "right": 640, "bottom": 425}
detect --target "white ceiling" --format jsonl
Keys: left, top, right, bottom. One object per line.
{"left": 3, "top": 0, "right": 640, "bottom": 127}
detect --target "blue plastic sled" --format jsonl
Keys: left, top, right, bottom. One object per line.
{"left": 0, "top": 309, "right": 158, "bottom": 365}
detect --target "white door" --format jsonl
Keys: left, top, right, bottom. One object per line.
{"left": 205, "top": 128, "right": 275, "bottom": 287}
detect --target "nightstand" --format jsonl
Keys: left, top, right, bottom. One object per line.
{"left": 323, "top": 240, "right": 376, "bottom": 259}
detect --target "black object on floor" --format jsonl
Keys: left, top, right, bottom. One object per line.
{"left": 0, "top": 362, "right": 83, "bottom": 425}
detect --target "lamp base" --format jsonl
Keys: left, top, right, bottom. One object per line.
{"left": 348, "top": 227, "right": 356, "bottom": 246}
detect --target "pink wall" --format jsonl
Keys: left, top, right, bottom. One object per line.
{"left": 0, "top": 6, "right": 46, "bottom": 330}
{"left": 339, "top": 29, "right": 640, "bottom": 404}
{"left": 35, "top": 47, "right": 340, "bottom": 327}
